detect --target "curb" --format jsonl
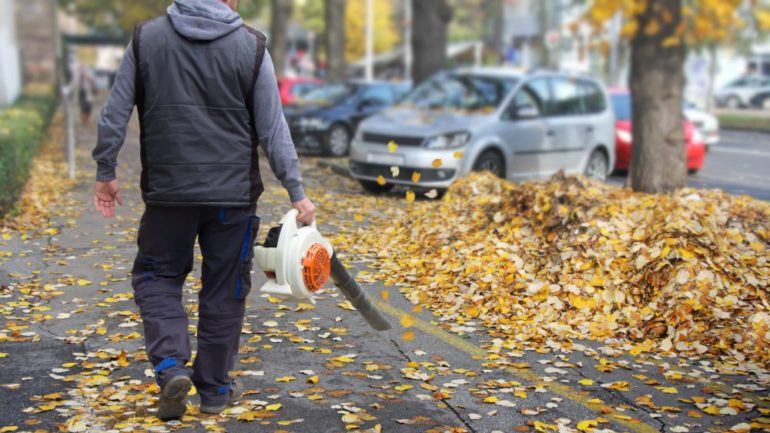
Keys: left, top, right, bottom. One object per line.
{"left": 316, "top": 160, "right": 352, "bottom": 179}
{"left": 721, "top": 127, "right": 770, "bottom": 134}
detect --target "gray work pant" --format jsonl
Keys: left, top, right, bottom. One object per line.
{"left": 131, "top": 205, "right": 259, "bottom": 406}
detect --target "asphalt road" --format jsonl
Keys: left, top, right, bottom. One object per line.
{"left": 0, "top": 112, "right": 767, "bottom": 433}
{"left": 610, "top": 129, "right": 770, "bottom": 201}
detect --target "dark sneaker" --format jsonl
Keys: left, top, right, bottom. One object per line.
{"left": 199, "top": 380, "right": 244, "bottom": 414}
{"left": 157, "top": 375, "right": 193, "bottom": 420}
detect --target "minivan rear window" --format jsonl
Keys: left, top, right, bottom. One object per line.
{"left": 400, "top": 74, "right": 518, "bottom": 111}
{"left": 548, "top": 78, "right": 607, "bottom": 116}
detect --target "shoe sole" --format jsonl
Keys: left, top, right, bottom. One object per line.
{"left": 200, "top": 385, "right": 244, "bottom": 415}
{"left": 157, "top": 376, "right": 192, "bottom": 420}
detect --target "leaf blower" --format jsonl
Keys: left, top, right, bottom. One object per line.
{"left": 253, "top": 209, "right": 391, "bottom": 331}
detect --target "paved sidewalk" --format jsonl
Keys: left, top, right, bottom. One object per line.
{"left": 0, "top": 108, "right": 474, "bottom": 432}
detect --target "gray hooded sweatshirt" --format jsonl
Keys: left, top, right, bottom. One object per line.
{"left": 93, "top": 0, "right": 305, "bottom": 203}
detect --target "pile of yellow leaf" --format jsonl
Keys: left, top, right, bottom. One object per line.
{"left": 348, "top": 172, "right": 770, "bottom": 365}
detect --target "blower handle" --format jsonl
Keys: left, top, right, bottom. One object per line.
{"left": 329, "top": 253, "right": 392, "bottom": 331}
{"left": 283, "top": 208, "right": 317, "bottom": 230}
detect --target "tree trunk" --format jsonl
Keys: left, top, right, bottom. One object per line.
{"left": 324, "top": 0, "right": 346, "bottom": 81}
{"left": 269, "top": 0, "right": 293, "bottom": 77}
{"left": 534, "top": 0, "right": 551, "bottom": 68}
{"left": 483, "top": 0, "right": 503, "bottom": 62}
{"left": 411, "top": 0, "right": 452, "bottom": 85}
{"left": 628, "top": 0, "right": 687, "bottom": 193}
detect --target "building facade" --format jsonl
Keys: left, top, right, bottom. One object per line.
{"left": 0, "top": 0, "right": 21, "bottom": 108}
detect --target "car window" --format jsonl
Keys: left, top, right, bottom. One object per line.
{"left": 400, "top": 74, "right": 518, "bottom": 111}
{"left": 750, "top": 78, "right": 770, "bottom": 88}
{"left": 391, "top": 83, "right": 412, "bottom": 101}
{"left": 524, "top": 78, "right": 551, "bottom": 114}
{"left": 291, "top": 82, "right": 319, "bottom": 97}
{"left": 302, "top": 83, "right": 357, "bottom": 104}
{"left": 503, "top": 86, "right": 542, "bottom": 120}
{"left": 550, "top": 78, "right": 584, "bottom": 116}
{"left": 362, "top": 85, "right": 394, "bottom": 104}
{"left": 729, "top": 78, "right": 747, "bottom": 88}
{"left": 580, "top": 80, "right": 606, "bottom": 114}
{"left": 610, "top": 93, "right": 631, "bottom": 120}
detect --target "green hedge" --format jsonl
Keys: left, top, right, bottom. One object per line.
{"left": 717, "top": 113, "right": 770, "bottom": 133}
{"left": 0, "top": 86, "right": 57, "bottom": 217}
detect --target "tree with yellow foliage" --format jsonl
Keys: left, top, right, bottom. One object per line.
{"left": 60, "top": 0, "right": 264, "bottom": 37}
{"left": 584, "top": 0, "right": 769, "bottom": 193}
{"left": 344, "top": 0, "right": 399, "bottom": 63}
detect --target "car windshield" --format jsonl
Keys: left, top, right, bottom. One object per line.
{"left": 292, "top": 82, "right": 320, "bottom": 97}
{"left": 611, "top": 93, "right": 631, "bottom": 120}
{"left": 400, "top": 74, "right": 517, "bottom": 111}
{"left": 301, "top": 83, "right": 356, "bottom": 104}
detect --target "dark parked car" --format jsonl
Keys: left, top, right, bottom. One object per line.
{"left": 750, "top": 89, "right": 770, "bottom": 110}
{"left": 283, "top": 80, "right": 411, "bottom": 156}
{"left": 277, "top": 77, "right": 323, "bottom": 106}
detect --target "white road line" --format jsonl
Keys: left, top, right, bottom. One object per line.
{"left": 709, "top": 147, "right": 770, "bottom": 157}
{"left": 719, "top": 138, "right": 770, "bottom": 148}
{"left": 693, "top": 173, "right": 770, "bottom": 187}
{"left": 730, "top": 172, "right": 770, "bottom": 182}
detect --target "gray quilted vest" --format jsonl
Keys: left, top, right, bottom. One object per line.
{"left": 132, "top": 17, "right": 266, "bottom": 206}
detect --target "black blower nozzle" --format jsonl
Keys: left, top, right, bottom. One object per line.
{"left": 329, "top": 253, "right": 392, "bottom": 331}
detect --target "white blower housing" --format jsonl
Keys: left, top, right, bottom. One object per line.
{"left": 253, "top": 209, "right": 333, "bottom": 304}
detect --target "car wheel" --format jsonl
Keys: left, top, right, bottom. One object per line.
{"left": 726, "top": 95, "right": 742, "bottom": 109}
{"left": 358, "top": 180, "right": 394, "bottom": 194}
{"left": 584, "top": 149, "right": 608, "bottom": 181}
{"left": 323, "top": 124, "right": 350, "bottom": 157}
{"left": 472, "top": 150, "right": 505, "bottom": 178}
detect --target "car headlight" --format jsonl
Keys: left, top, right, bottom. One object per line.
{"left": 297, "top": 117, "right": 329, "bottom": 130}
{"left": 616, "top": 130, "right": 632, "bottom": 143}
{"left": 423, "top": 131, "right": 471, "bottom": 149}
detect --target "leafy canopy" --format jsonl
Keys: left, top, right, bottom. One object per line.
{"left": 60, "top": 0, "right": 264, "bottom": 37}
{"left": 583, "top": 0, "right": 769, "bottom": 45}
{"left": 344, "top": 0, "right": 399, "bottom": 62}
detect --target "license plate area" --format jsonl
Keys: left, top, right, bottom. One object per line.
{"left": 367, "top": 153, "right": 405, "bottom": 166}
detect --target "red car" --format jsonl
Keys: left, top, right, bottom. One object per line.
{"left": 278, "top": 77, "right": 323, "bottom": 106}
{"left": 610, "top": 90, "right": 706, "bottom": 173}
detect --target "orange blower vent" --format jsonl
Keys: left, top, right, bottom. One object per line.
{"left": 302, "top": 243, "right": 331, "bottom": 292}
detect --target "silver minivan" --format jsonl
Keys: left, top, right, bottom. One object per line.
{"left": 348, "top": 68, "right": 615, "bottom": 193}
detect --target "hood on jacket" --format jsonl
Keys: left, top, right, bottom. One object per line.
{"left": 167, "top": 0, "right": 244, "bottom": 41}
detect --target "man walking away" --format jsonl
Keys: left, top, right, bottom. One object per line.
{"left": 91, "top": 0, "right": 316, "bottom": 420}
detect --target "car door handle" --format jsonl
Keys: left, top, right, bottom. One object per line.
{"left": 546, "top": 130, "right": 556, "bottom": 137}
{"left": 586, "top": 126, "right": 594, "bottom": 133}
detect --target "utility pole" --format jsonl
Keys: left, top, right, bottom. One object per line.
{"left": 54, "top": 0, "right": 77, "bottom": 181}
{"left": 365, "top": 0, "right": 374, "bottom": 81}
{"left": 535, "top": 0, "right": 550, "bottom": 69}
{"left": 404, "top": 0, "right": 412, "bottom": 81}
{"left": 61, "top": 52, "right": 77, "bottom": 180}
{"left": 608, "top": 11, "right": 621, "bottom": 86}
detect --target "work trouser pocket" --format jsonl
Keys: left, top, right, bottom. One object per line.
{"left": 235, "top": 215, "right": 260, "bottom": 300}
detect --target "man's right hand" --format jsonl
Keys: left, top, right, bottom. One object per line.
{"left": 292, "top": 198, "right": 316, "bottom": 225}
{"left": 93, "top": 179, "right": 123, "bottom": 218}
